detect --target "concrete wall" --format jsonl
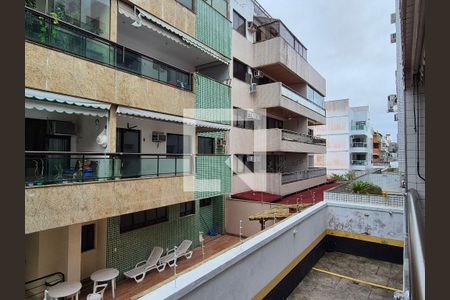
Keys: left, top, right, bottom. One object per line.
{"left": 280, "top": 175, "right": 327, "bottom": 196}
{"left": 25, "top": 175, "right": 195, "bottom": 234}
{"left": 128, "top": 0, "right": 195, "bottom": 36}
{"left": 25, "top": 43, "right": 195, "bottom": 118}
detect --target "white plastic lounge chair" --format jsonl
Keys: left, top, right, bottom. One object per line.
{"left": 87, "top": 283, "right": 108, "bottom": 300}
{"left": 123, "top": 246, "right": 164, "bottom": 283}
{"left": 160, "top": 240, "right": 193, "bottom": 268}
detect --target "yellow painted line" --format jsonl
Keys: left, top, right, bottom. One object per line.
{"left": 252, "top": 231, "right": 327, "bottom": 300}
{"left": 312, "top": 267, "right": 402, "bottom": 292}
{"left": 326, "top": 230, "right": 404, "bottom": 247}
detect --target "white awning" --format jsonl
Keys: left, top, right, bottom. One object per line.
{"left": 117, "top": 106, "right": 231, "bottom": 131}
{"left": 25, "top": 88, "right": 110, "bottom": 117}
{"left": 118, "top": 3, "right": 230, "bottom": 65}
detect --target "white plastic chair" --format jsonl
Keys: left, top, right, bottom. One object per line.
{"left": 159, "top": 240, "right": 193, "bottom": 268}
{"left": 87, "top": 283, "right": 108, "bottom": 300}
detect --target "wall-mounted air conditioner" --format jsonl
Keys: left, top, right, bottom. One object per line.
{"left": 152, "top": 131, "right": 166, "bottom": 142}
{"left": 217, "top": 138, "right": 226, "bottom": 147}
{"left": 48, "top": 120, "right": 76, "bottom": 135}
{"left": 249, "top": 83, "right": 257, "bottom": 93}
{"left": 254, "top": 70, "right": 263, "bottom": 79}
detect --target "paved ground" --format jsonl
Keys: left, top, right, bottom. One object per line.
{"left": 288, "top": 251, "right": 403, "bottom": 300}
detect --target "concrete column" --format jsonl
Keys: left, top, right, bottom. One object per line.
{"left": 108, "top": 105, "right": 118, "bottom": 152}
{"left": 66, "top": 224, "right": 82, "bottom": 281}
{"left": 110, "top": 0, "right": 118, "bottom": 42}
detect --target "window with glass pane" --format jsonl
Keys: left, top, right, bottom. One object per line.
{"left": 233, "top": 59, "right": 248, "bottom": 82}
{"left": 167, "top": 134, "right": 191, "bottom": 154}
{"left": 180, "top": 201, "right": 195, "bottom": 217}
{"left": 233, "top": 10, "right": 246, "bottom": 37}
{"left": 176, "top": 0, "right": 193, "bottom": 11}
{"left": 198, "top": 137, "right": 215, "bottom": 154}
{"left": 235, "top": 154, "right": 254, "bottom": 173}
{"left": 266, "top": 117, "right": 283, "bottom": 129}
{"left": 120, "top": 207, "right": 168, "bottom": 233}
{"left": 27, "top": 0, "right": 111, "bottom": 38}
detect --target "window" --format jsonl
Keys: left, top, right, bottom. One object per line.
{"left": 234, "top": 154, "right": 254, "bottom": 174}
{"left": 167, "top": 134, "right": 191, "bottom": 154}
{"left": 81, "top": 223, "right": 96, "bottom": 252}
{"left": 233, "top": 59, "right": 248, "bottom": 82}
{"left": 233, "top": 10, "right": 246, "bottom": 37}
{"left": 200, "top": 198, "right": 212, "bottom": 207}
{"left": 373, "top": 143, "right": 380, "bottom": 149}
{"left": 180, "top": 201, "right": 195, "bottom": 217}
{"left": 120, "top": 207, "right": 168, "bottom": 233}
{"left": 266, "top": 117, "right": 283, "bottom": 129}
{"left": 198, "top": 137, "right": 215, "bottom": 154}
{"left": 27, "top": 0, "right": 111, "bottom": 38}
{"left": 234, "top": 108, "right": 256, "bottom": 129}
{"left": 306, "top": 85, "right": 325, "bottom": 108}
{"left": 176, "top": 0, "right": 194, "bottom": 11}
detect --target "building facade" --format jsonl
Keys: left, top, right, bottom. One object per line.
{"left": 314, "top": 99, "right": 373, "bottom": 176}
{"left": 25, "top": 0, "right": 232, "bottom": 285}
{"left": 228, "top": 0, "right": 327, "bottom": 198}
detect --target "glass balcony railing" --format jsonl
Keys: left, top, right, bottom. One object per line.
{"left": 24, "top": 8, "right": 193, "bottom": 91}
{"left": 280, "top": 85, "right": 326, "bottom": 116}
{"left": 281, "top": 168, "right": 327, "bottom": 184}
{"left": 351, "top": 124, "right": 367, "bottom": 131}
{"left": 25, "top": 151, "right": 193, "bottom": 187}
{"left": 351, "top": 160, "right": 368, "bottom": 166}
{"left": 351, "top": 142, "right": 367, "bottom": 148}
{"left": 281, "top": 130, "right": 326, "bottom": 146}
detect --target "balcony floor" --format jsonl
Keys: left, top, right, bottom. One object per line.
{"left": 287, "top": 251, "right": 403, "bottom": 300}
{"left": 79, "top": 235, "right": 240, "bottom": 300}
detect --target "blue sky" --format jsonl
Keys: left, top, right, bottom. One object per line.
{"left": 258, "top": 0, "right": 398, "bottom": 141}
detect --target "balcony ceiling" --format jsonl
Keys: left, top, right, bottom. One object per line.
{"left": 258, "top": 63, "right": 307, "bottom": 86}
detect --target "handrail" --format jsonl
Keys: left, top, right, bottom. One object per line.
{"left": 281, "top": 129, "right": 326, "bottom": 145}
{"left": 402, "top": 189, "right": 425, "bottom": 300}
{"left": 25, "top": 272, "right": 64, "bottom": 299}
{"left": 281, "top": 83, "right": 325, "bottom": 111}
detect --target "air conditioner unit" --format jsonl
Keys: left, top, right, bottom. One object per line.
{"left": 152, "top": 131, "right": 166, "bottom": 142}
{"left": 388, "top": 94, "right": 397, "bottom": 112}
{"left": 254, "top": 70, "right": 263, "bottom": 79}
{"left": 245, "top": 72, "right": 253, "bottom": 83}
{"left": 247, "top": 21, "right": 257, "bottom": 32}
{"left": 390, "top": 13, "right": 396, "bottom": 24}
{"left": 390, "top": 33, "right": 396, "bottom": 43}
{"left": 249, "top": 83, "right": 257, "bottom": 93}
{"left": 48, "top": 120, "right": 76, "bottom": 135}
{"left": 217, "top": 138, "right": 226, "bottom": 147}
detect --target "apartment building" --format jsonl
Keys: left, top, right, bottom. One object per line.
{"left": 372, "top": 130, "right": 382, "bottom": 163}
{"left": 314, "top": 99, "right": 373, "bottom": 176}
{"left": 228, "top": 0, "right": 327, "bottom": 199}
{"left": 24, "top": 0, "right": 233, "bottom": 292}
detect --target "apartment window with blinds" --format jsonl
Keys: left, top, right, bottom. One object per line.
{"left": 180, "top": 201, "right": 195, "bottom": 217}
{"left": 120, "top": 207, "right": 168, "bottom": 233}
{"left": 233, "top": 10, "right": 246, "bottom": 37}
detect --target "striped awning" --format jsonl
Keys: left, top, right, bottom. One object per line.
{"left": 25, "top": 88, "right": 110, "bottom": 117}
{"left": 116, "top": 106, "right": 231, "bottom": 131}
{"left": 118, "top": 3, "right": 230, "bottom": 65}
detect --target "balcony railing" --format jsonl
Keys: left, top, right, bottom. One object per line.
{"left": 25, "top": 151, "right": 193, "bottom": 187}
{"left": 351, "top": 160, "right": 368, "bottom": 166}
{"left": 280, "top": 84, "right": 326, "bottom": 116}
{"left": 351, "top": 142, "right": 367, "bottom": 148}
{"left": 351, "top": 124, "right": 367, "bottom": 131}
{"left": 281, "top": 129, "right": 326, "bottom": 146}
{"left": 24, "top": 7, "right": 193, "bottom": 91}
{"left": 281, "top": 168, "right": 326, "bottom": 184}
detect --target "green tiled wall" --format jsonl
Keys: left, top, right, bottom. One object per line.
{"left": 106, "top": 197, "right": 225, "bottom": 279}
{"left": 195, "top": 155, "right": 231, "bottom": 200}
{"left": 195, "top": 73, "right": 231, "bottom": 125}
{"left": 196, "top": 0, "right": 231, "bottom": 58}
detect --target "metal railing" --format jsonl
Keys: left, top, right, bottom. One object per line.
{"left": 281, "top": 129, "right": 326, "bottom": 146}
{"left": 351, "top": 124, "right": 367, "bottom": 131}
{"left": 351, "top": 142, "right": 368, "bottom": 148}
{"left": 281, "top": 168, "right": 327, "bottom": 184}
{"left": 400, "top": 189, "right": 425, "bottom": 300}
{"left": 25, "top": 272, "right": 64, "bottom": 299}
{"left": 24, "top": 7, "right": 193, "bottom": 91}
{"left": 25, "top": 151, "right": 193, "bottom": 187}
{"left": 280, "top": 84, "right": 326, "bottom": 116}
{"left": 351, "top": 160, "right": 368, "bottom": 166}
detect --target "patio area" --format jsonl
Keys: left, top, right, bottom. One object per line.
{"left": 79, "top": 234, "right": 240, "bottom": 300}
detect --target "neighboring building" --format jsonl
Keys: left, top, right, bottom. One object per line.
{"left": 228, "top": 0, "right": 327, "bottom": 198}
{"left": 394, "top": 0, "right": 425, "bottom": 211}
{"left": 314, "top": 99, "right": 372, "bottom": 176}
{"left": 372, "top": 130, "right": 382, "bottom": 163}
{"left": 25, "top": 0, "right": 232, "bottom": 286}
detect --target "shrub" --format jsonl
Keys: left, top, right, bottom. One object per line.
{"left": 345, "top": 171, "right": 357, "bottom": 181}
{"left": 330, "top": 173, "right": 346, "bottom": 181}
{"left": 351, "top": 181, "right": 383, "bottom": 195}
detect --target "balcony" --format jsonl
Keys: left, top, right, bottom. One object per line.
{"left": 351, "top": 159, "right": 368, "bottom": 166}
{"left": 254, "top": 129, "right": 326, "bottom": 153}
{"left": 253, "top": 20, "right": 325, "bottom": 95}
{"left": 25, "top": 8, "right": 195, "bottom": 117}
{"left": 281, "top": 168, "right": 327, "bottom": 184}
{"left": 25, "top": 152, "right": 194, "bottom": 233}
{"left": 253, "top": 82, "right": 326, "bottom": 124}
